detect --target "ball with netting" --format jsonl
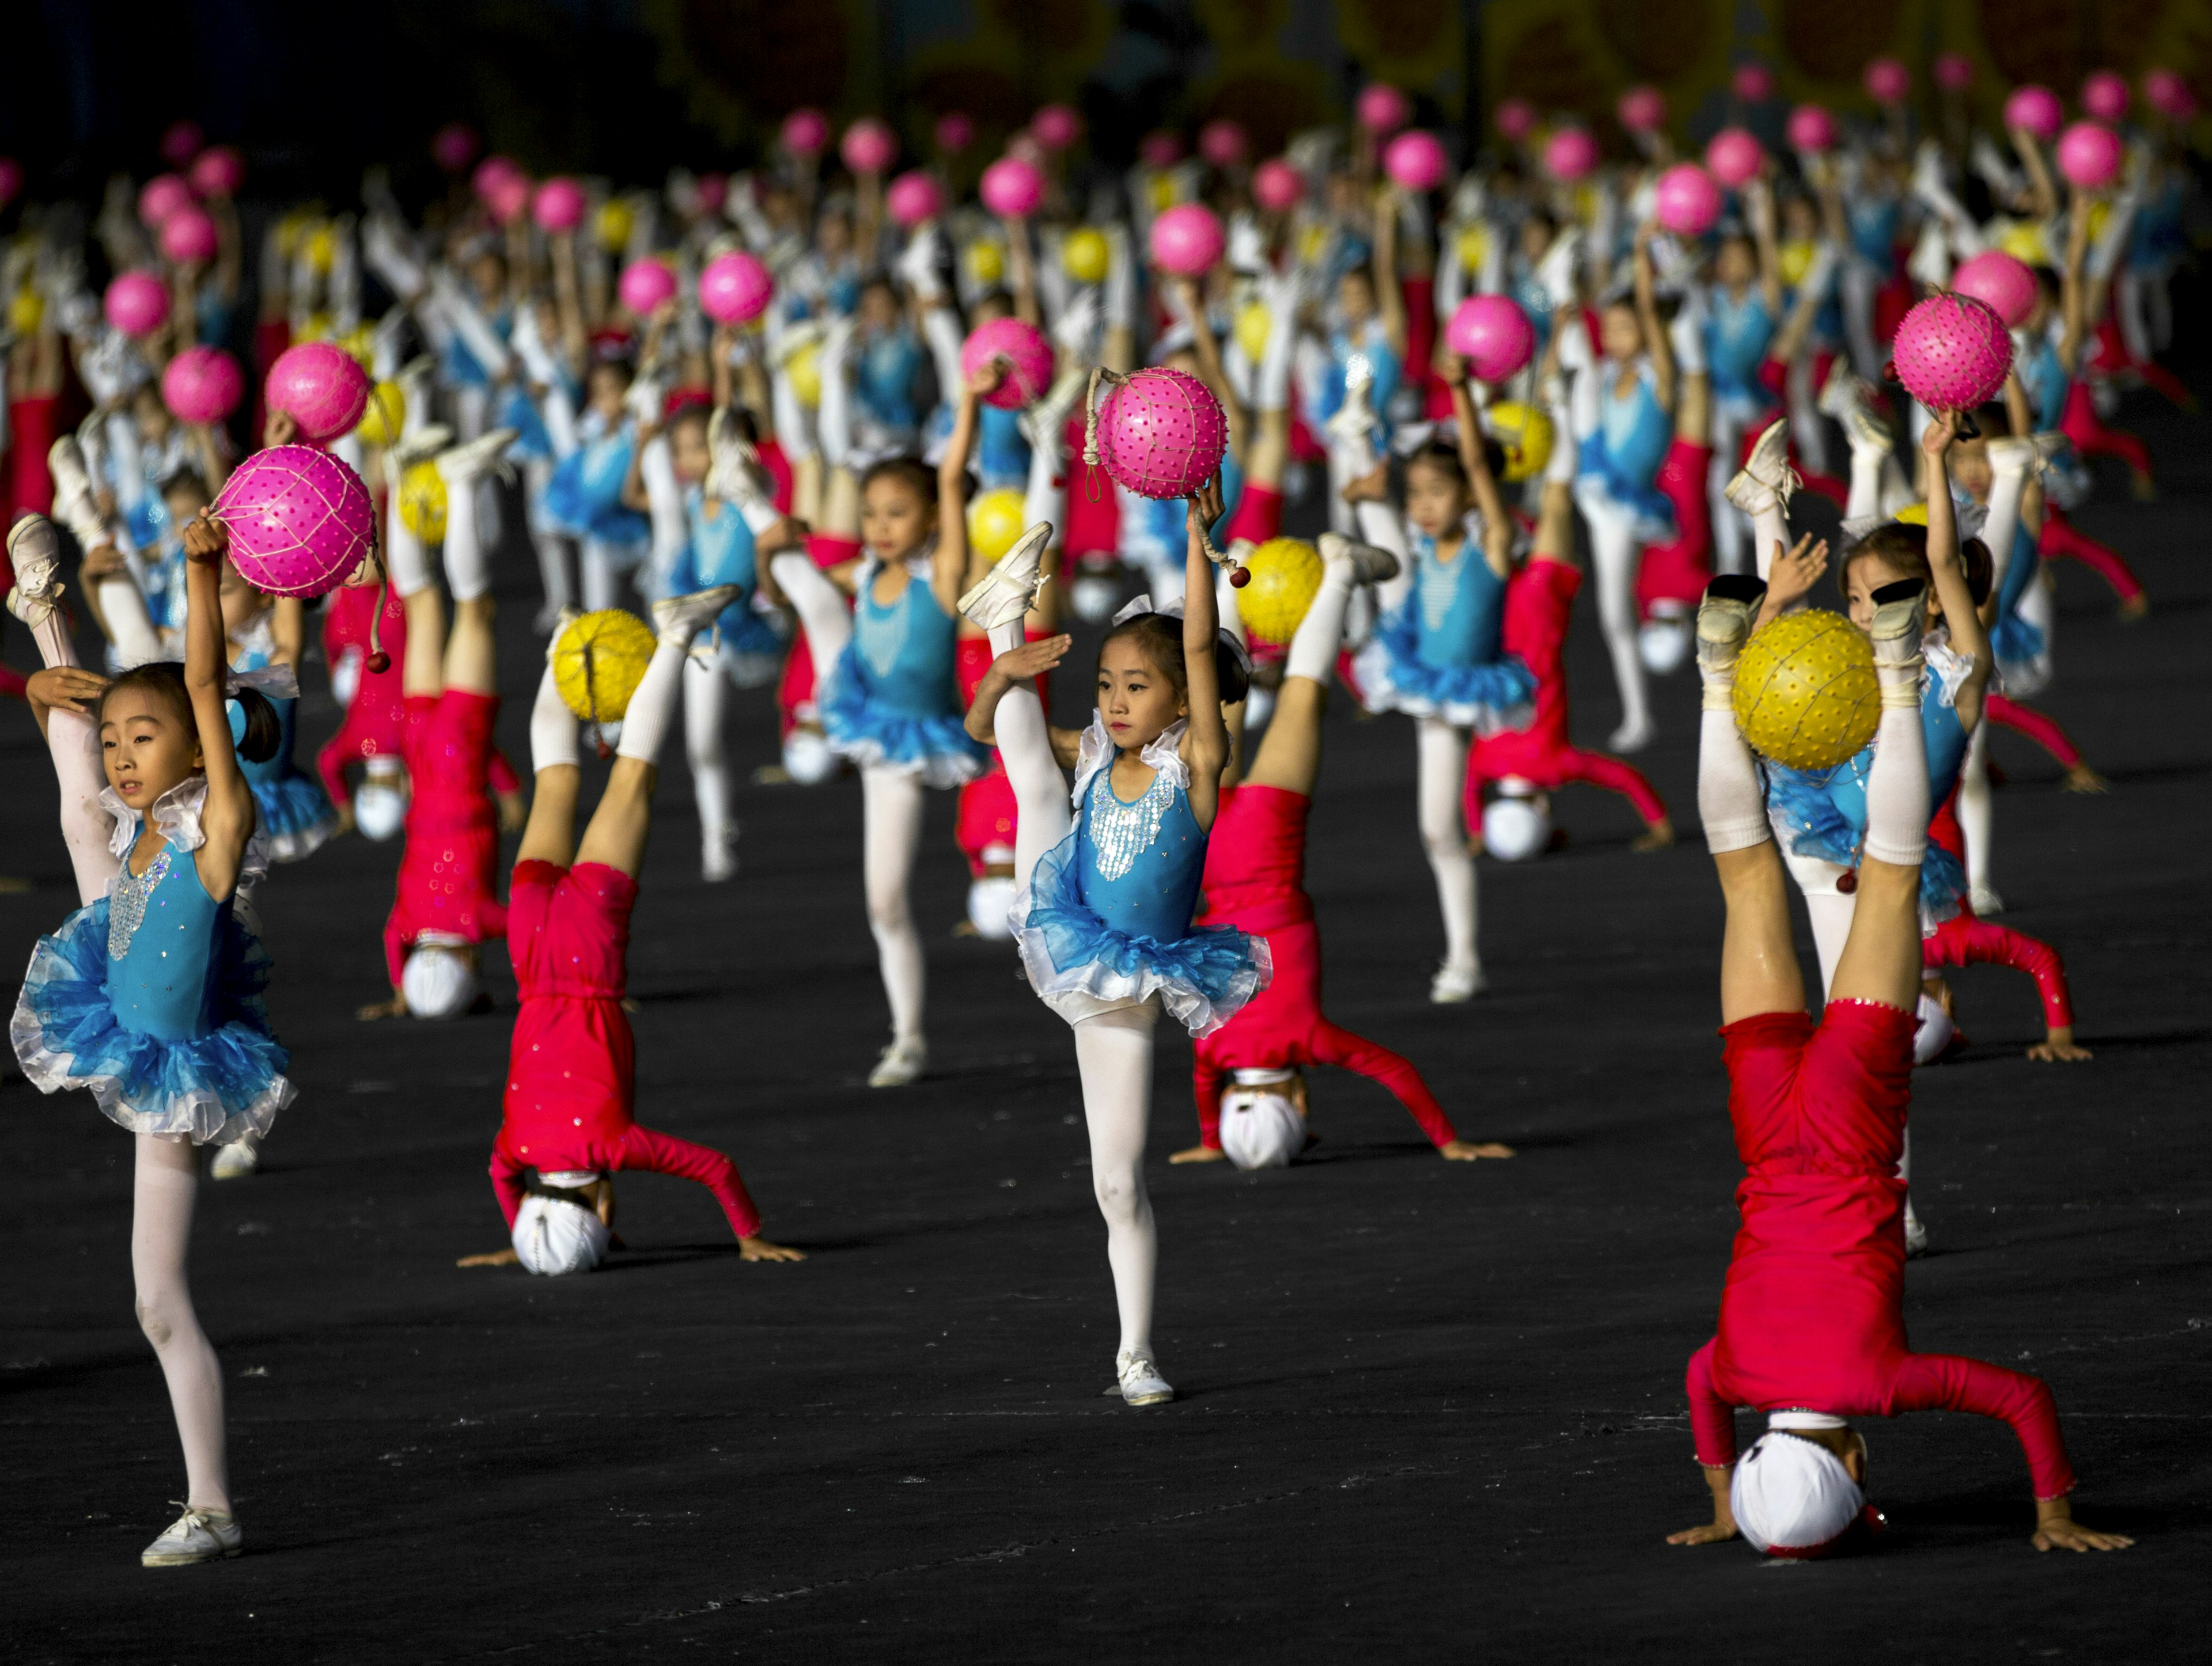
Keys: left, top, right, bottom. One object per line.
{"left": 967, "top": 488, "right": 1028, "bottom": 563}
{"left": 1234, "top": 538, "right": 1323, "bottom": 646}
{"left": 1732, "top": 609, "right": 1881, "bottom": 771}
{"left": 211, "top": 445, "right": 377, "bottom": 599}
{"left": 1096, "top": 367, "right": 1227, "bottom": 500}
{"left": 397, "top": 461, "right": 448, "bottom": 542}
{"left": 553, "top": 609, "right": 658, "bottom": 723}
{"left": 1484, "top": 401, "right": 1555, "bottom": 483}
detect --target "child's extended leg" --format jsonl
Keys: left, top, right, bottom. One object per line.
{"left": 684, "top": 655, "right": 737, "bottom": 881}
{"left": 1956, "top": 721, "right": 1999, "bottom": 914}
{"left": 6, "top": 516, "right": 116, "bottom": 903}
{"left": 437, "top": 432, "right": 505, "bottom": 697}
{"left": 1417, "top": 716, "right": 1482, "bottom": 999}
{"left": 860, "top": 765, "right": 929, "bottom": 1069}
{"left": 517, "top": 662, "right": 583, "bottom": 871}
{"left": 767, "top": 550, "right": 854, "bottom": 671}
{"left": 1073, "top": 1000, "right": 1170, "bottom": 1399}
{"left": 1581, "top": 498, "right": 1654, "bottom": 749}
{"left": 1829, "top": 582, "right": 1931, "bottom": 1013}
{"left": 1244, "top": 532, "right": 1374, "bottom": 796}
{"left": 962, "top": 525, "right": 1070, "bottom": 887}
{"left": 134, "top": 1133, "right": 229, "bottom": 1517}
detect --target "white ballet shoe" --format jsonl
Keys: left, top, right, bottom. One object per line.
{"left": 868, "top": 1037, "right": 927, "bottom": 1088}
{"left": 957, "top": 522, "right": 1053, "bottom": 632}
{"left": 1842, "top": 403, "right": 1895, "bottom": 461}
{"left": 388, "top": 423, "right": 454, "bottom": 470}
{"left": 434, "top": 427, "right": 518, "bottom": 488}
{"left": 1019, "top": 365, "right": 1090, "bottom": 451}
{"left": 1317, "top": 531, "right": 1399, "bottom": 585}
{"left": 6, "top": 514, "right": 63, "bottom": 625}
{"left": 651, "top": 585, "right": 744, "bottom": 647}
{"left": 706, "top": 407, "right": 774, "bottom": 508}
{"left": 1607, "top": 715, "right": 1657, "bottom": 753}
{"left": 141, "top": 1504, "right": 243, "bottom": 1567}
{"left": 1323, "top": 354, "right": 1377, "bottom": 447}
{"left": 1902, "top": 1206, "right": 1929, "bottom": 1259}
{"left": 1969, "top": 885, "right": 2005, "bottom": 917}
{"left": 1429, "top": 960, "right": 1486, "bottom": 1003}
{"left": 1723, "top": 417, "right": 1800, "bottom": 517}
{"left": 1984, "top": 435, "right": 2041, "bottom": 478}
{"left": 1866, "top": 578, "right": 1929, "bottom": 683}
{"left": 46, "top": 436, "right": 113, "bottom": 553}
{"left": 1696, "top": 575, "right": 1768, "bottom": 688}
{"left": 1113, "top": 1350, "right": 1175, "bottom": 1407}
{"left": 210, "top": 1137, "right": 260, "bottom": 1181}
{"left": 1815, "top": 355, "right": 1863, "bottom": 422}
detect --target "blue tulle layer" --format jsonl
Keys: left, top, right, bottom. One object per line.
{"left": 542, "top": 452, "right": 650, "bottom": 548}
{"left": 1014, "top": 831, "right": 1270, "bottom": 1039}
{"left": 819, "top": 656, "right": 988, "bottom": 789}
{"left": 11, "top": 900, "right": 294, "bottom": 1145}
{"left": 1765, "top": 763, "right": 1967, "bottom": 923}
{"left": 1990, "top": 610, "right": 2046, "bottom": 672}
{"left": 1577, "top": 458, "right": 1678, "bottom": 542}
{"left": 248, "top": 769, "right": 338, "bottom": 862}
{"left": 1353, "top": 608, "right": 1536, "bottom": 731}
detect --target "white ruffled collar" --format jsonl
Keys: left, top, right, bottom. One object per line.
{"left": 1071, "top": 715, "right": 1189, "bottom": 807}
{"left": 1923, "top": 625, "right": 1976, "bottom": 709}
{"left": 100, "top": 775, "right": 270, "bottom": 893}
{"left": 858, "top": 545, "right": 936, "bottom": 587}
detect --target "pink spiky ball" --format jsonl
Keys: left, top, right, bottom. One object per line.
{"left": 161, "top": 347, "right": 245, "bottom": 424}
{"left": 885, "top": 170, "right": 946, "bottom": 227}
{"left": 1252, "top": 158, "right": 1304, "bottom": 212}
{"left": 1149, "top": 203, "right": 1225, "bottom": 276}
{"left": 1618, "top": 86, "right": 1666, "bottom": 134}
{"left": 2004, "top": 85, "right": 2063, "bottom": 140}
{"left": 1542, "top": 127, "right": 1599, "bottom": 183}
{"left": 1934, "top": 52, "right": 1975, "bottom": 94}
{"left": 619, "top": 259, "right": 679, "bottom": 318}
{"left": 160, "top": 205, "right": 219, "bottom": 264}
{"left": 1031, "top": 105, "right": 1082, "bottom": 150}
{"left": 1384, "top": 131, "right": 1448, "bottom": 192}
{"left": 1445, "top": 295, "right": 1536, "bottom": 384}
{"left": 935, "top": 112, "right": 975, "bottom": 154}
{"left": 1096, "top": 367, "right": 1228, "bottom": 500}
{"left": 188, "top": 145, "right": 243, "bottom": 198}
{"left": 1890, "top": 293, "right": 2013, "bottom": 412}
{"left": 1495, "top": 98, "right": 1537, "bottom": 142}
{"left": 980, "top": 157, "right": 1045, "bottom": 218}
{"left": 1733, "top": 64, "right": 1776, "bottom": 103}
{"left": 1786, "top": 104, "right": 1838, "bottom": 153}
{"left": 2081, "top": 71, "right": 2130, "bottom": 123}
{"left": 1653, "top": 164, "right": 1723, "bottom": 237}
{"left": 533, "top": 177, "right": 586, "bottom": 232}
{"left": 213, "top": 445, "right": 377, "bottom": 599}
{"left": 1199, "top": 119, "right": 1248, "bottom": 169}
{"left": 1705, "top": 127, "right": 1766, "bottom": 187}
{"left": 961, "top": 317, "right": 1055, "bottom": 410}
{"left": 782, "top": 109, "right": 830, "bottom": 157}
{"left": 1863, "top": 58, "right": 1910, "bottom": 106}
{"left": 1950, "top": 251, "right": 2038, "bottom": 328}
{"left": 266, "top": 341, "right": 371, "bottom": 441}
{"left": 2056, "top": 122, "right": 2124, "bottom": 189}
{"left": 1358, "top": 85, "right": 1411, "bottom": 136}
{"left": 842, "top": 118, "right": 897, "bottom": 175}
{"left": 104, "top": 271, "right": 171, "bottom": 337}
{"left": 139, "top": 174, "right": 192, "bottom": 227}
{"left": 698, "top": 251, "right": 773, "bottom": 324}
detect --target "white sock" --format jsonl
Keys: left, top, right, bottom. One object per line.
{"left": 1862, "top": 700, "right": 1929, "bottom": 868}
{"left": 862, "top": 765, "right": 927, "bottom": 1042}
{"left": 443, "top": 469, "right": 491, "bottom": 604}
{"left": 1022, "top": 427, "right": 1065, "bottom": 534}
{"left": 531, "top": 662, "right": 579, "bottom": 772}
{"left": 1959, "top": 724, "right": 1994, "bottom": 900}
{"left": 1285, "top": 556, "right": 1355, "bottom": 685}
{"left": 384, "top": 503, "right": 434, "bottom": 598}
{"left": 98, "top": 575, "right": 165, "bottom": 669}
{"left": 1697, "top": 701, "right": 1771, "bottom": 854}
{"left": 684, "top": 655, "right": 734, "bottom": 867}
{"left": 615, "top": 637, "right": 688, "bottom": 766}
{"left": 1416, "top": 718, "right": 1478, "bottom": 970}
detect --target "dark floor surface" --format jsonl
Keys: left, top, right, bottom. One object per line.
{"left": 2, "top": 379, "right": 2206, "bottom": 1664}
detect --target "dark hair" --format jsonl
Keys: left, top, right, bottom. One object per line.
{"left": 1969, "top": 403, "right": 2010, "bottom": 438}
{"left": 97, "top": 662, "right": 281, "bottom": 764}
{"left": 1841, "top": 523, "right": 1994, "bottom": 608}
{"left": 859, "top": 454, "right": 940, "bottom": 507}
{"left": 160, "top": 465, "right": 211, "bottom": 502}
{"left": 1406, "top": 435, "right": 1507, "bottom": 491}
{"left": 1099, "top": 610, "right": 1252, "bottom": 708}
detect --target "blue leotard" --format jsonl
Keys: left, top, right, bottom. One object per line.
{"left": 1351, "top": 514, "right": 1536, "bottom": 730}
{"left": 1576, "top": 360, "right": 1676, "bottom": 532}
{"left": 543, "top": 412, "right": 650, "bottom": 550}
{"left": 1706, "top": 288, "right": 1779, "bottom": 415}
{"left": 667, "top": 486, "right": 785, "bottom": 686}
{"left": 819, "top": 556, "right": 988, "bottom": 787}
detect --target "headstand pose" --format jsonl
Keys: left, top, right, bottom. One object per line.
{"left": 1667, "top": 563, "right": 2128, "bottom": 1558}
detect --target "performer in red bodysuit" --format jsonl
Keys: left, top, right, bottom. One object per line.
{"left": 1666, "top": 568, "right": 2127, "bottom": 1557}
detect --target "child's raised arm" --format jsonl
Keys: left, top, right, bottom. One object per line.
{"left": 1179, "top": 475, "right": 1230, "bottom": 821}
{"left": 1921, "top": 415, "right": 1992, "bottom": 731}
{"left": 180, "top": 512, "right": 255, "bottom": 901}
{"left": 934, "top": 365, "right": 994, "bottom": 608}
{"left": 1446, "top": 373, "right": 1513, "bottom": 578}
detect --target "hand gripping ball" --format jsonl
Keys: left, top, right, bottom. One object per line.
{"left": 1950, "top": 250, "right": 2038, "bottom": 328}
{"left": 1653, "top": 164, "right": 1723, "bottom": 238}
{"left": 1785, "top": 105, "right": 1839, "bottom": 154}
{"left": 1542, "top": 127, "right": 1600, "bottom": 183}
{"left": 1383, "top": 131, "right": 1449, "bottom": 192}
{"left": 355, "top": 379, "right": 406, "bottom": 447}
{"left": 1705, "top": 128, "right": 1767, "bottom": 188}
{"left": 552, "top": 609, "right": 659, "bottom": 723}
{"left": 1357, "top": 85, "right": 1411, "bottom": 136}
{"left": 967, "top": 487, "right": 1028, "bottom": 563}
{"left": 886, "top": 170, "right": 946, "bottom": 228}
{"left": 161, "top": 347, "right": 244, "bottom": 425}
{"left": 1093, "top": 367, "right": 1229, "bottom": 500}
{"left": 1149, "top": 203, "right": 1225, "bottom": 276}
{"left": 1062, "top": 226, "right": 1110, "bottom": 283}
{"left": 841, "top": 118, "right": 897, "bottom": 176}
{"left": 961, "top": 316, "right": 1055, "bottom": 409}
{"left": 105, "top": 270, "right": 171, "bottom": 337}
{"left": 266, "top": 340, "right": 372, "bottom": 441}
{"left": 2003, "top": 85, "right": 2064, "bottom": 141}
{"left": 618, "top": 258, "right": 679, "bottom": 318}
{"left": 212, "top": 445, "right": 377, "bottom": 599}
{"left": 2081, "top": 71, "right": 2130, "bottom": 123}
{"left": 1234, "top": 537, "right": 1323, "bottom": 646}
{"left": 1484, "top": 400, "right": 1555, "bottom": 484}
{"left": 1890, "top": 293, "right": 2012, "bottom": 412}
{"left": 2055, "top": 122, "right": 2123, "bottom": 191}
{"left": 1495, "top": 98, "right": 1537, "bottom": 143}
{"left": 1732, "top": 610, "right": 1882, "bottom": 771}
{"left": 980, "top": 156, "right": 1046, "bottom": 218}
{"left": 160, "top": 205, "right": 219, "bottom": 264}
{"left": 698, "top": 250, "right": 773, "bottom": 325}
{"left": 1863, "top": 58, "right": 1910, "bottom": 107}
{"left": 1618, "top": 86, "right": 1666, "bottom": 134}
{"left": 1445, "top": 295, "right": 1535, "bottom": 384}
{"left": 397, "top": 461, "right": 448, "bottom": 543}
{"left": 1251, "top": 159, "right": 1304, "bottom": 214}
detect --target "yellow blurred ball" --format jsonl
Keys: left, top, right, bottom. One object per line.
{"left": 552, "top": 609, "right": 658, "bottom": 723}
{"left": 1062, "top": 227, "right": 1109, "bottom": 284}
{"left": 301, "top": 311, "right": 334, "bottom": 343}
{"left": 785, "top": 341, "right": 822, "bottom": 409}
{"left": 275, "top": 210, "right": 313, "bottom": 261}
{"left": 1455, "top": 223, "right": 1488, "bottom": 275}
{"left": 339, "top": 322, "right": 377, "bottom": 369}
{"left": 1298, "top": 223, "right": 1330, "bottom": 264}
{"left": 1778, "top": 238, "right": 1817, "bottom": 289}
{"left": 967, "top": 487, "right": 1028, "bottom": 563}
{"left": 1485, "top": 401, "right": 1555, "bottom": 484}
{"left": 964, "top": 240, "right": 1003, "bottom": 286}
{"left": 1994, "top": 218, "right": 2050, "bottom": 266}
{"left": 1234, "top": 537, "right": 1324, "bottom": 646}
{"left": 1891, "top": 502, "right": 1929, "bottom": 526}
{"left": 357, "top": 380, "right": 407, "bottom": 447}
{"left": 1233, "top": 301, "right": 1271, "bottom": 364}
{"left": 1733, "top": 609, "right": 1882, "bottom": 771}
{"left": 596, "top": 199, "right": 635, "bottom": 253}
{"left": 1147, "top": 174, "right": 1180, "bottom": 214}
{"left": 397, "top": 462, "right": 448, "bottom": 543}
{"left": 305, "top": 225, "right": 336, "bottom": 276}
{"left": 7, "top": 287, "right": 42, "bottom": 336}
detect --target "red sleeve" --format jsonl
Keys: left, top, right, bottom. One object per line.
{"left": 487, "top": 747, "right": 521, "bottom": 796}
{"left": 1687, "top": 1339, "right": 1739, "bottom": 1469}
{"left": 1888, "top": 1353, "right": 2077, "bottom": 1500}
{"left": 490, "top": 1138, "right": 528, "bottom": 1230}
{"left": 619, "top": 1125, "right": 763, "bottom": 1240}
{"left": 1193, "top": 1047, "right": 1228, "bottom": 1151}
{"left": 1974, "top": 921, "right": 2075, "bottom": 1031}
{"left": 1307, "top": 1021, "right": 1459, "bottom": 1148}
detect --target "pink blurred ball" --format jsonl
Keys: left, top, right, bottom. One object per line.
{"left": 160, "top": 204, "right": 219, "bottom": 264}
{"left": 1785, "top": 103, "right": 1839, "bottom": 152}
{"left": 1495, "top": 98, "right": 1537, "bottom": 142}
{"left": 532, "top": 177, "right": 586, "bottom": 232}
{"left": 885, "top": 170, "right": 946, "bottom": 227}
{"left": 265, "top": 340, "right": 371, "bottom": 441}
{"left": 0, "top": 158, "right": 20, "bottom": 207}
{"left": 698, "top": 251, "right": 774, "bottom": 324}
{"left": 1445, "top": 295, "right": 1536, "bottom": 383}
{"left": 980, "top": 156, "right": 1046, "bottom": 218}
{"left": 1031, "top": 104, "right": 1082, "bottom": 150}
{"left": 432, "top": 124, "right": 481, "bottom": 174}
{"left": 695, "top": 173, "right": 728, "bottom": 215}
{"left": 842, "top": 117, "right": 897, "bottom": 175}
{"left": 781, "top": 109, "right": 830, "bottom": 157}
{"left": 618, "top": 259, "right": 679, "bottom": 318}
{"left": 2004, "top": 85, "right": 2065, "bottom": 139}
{"left": 2143, "top": 68, "right": 2198, "bottom": 122}
{"left": 213, "top": 445, "right": 377, "bottom": 599}
{"left": 161, "top": 346, "right": 245, "bottom": 424}
{"left": 1096, "top": 367, "right": 1228, "bottom": 500}
{"left": 485, "top": 171, "right": 532, "bottom": 226}
{"left": 1542, "top": 127, "right": 1600, "bottom": 183}
{"left": 1891, "top": 293, "right": 2013, "bottom": 411}
{"left": 1358, "top": 85, "right": 1411, "bottom": 136}
{"left": 1864, "top": 58, "right": 1910, "bottom": 105}
{"left": 160, "top": 120, "right": 204, "bottom": 169}
{"left": 138, "top": 174, "right": 193, "bottom": 227}
{"left": 104, "top": 271, "right": 171, "bottom": 337}
{"left": 1704, "top": 127, "right": 1766, "bottom": 188}
{"left": 961, "top": 317, "right": 1055, "bottom": 410}
{"left": 1251, "top": 158, "right": 1304, "bottom": 213}
{"left": 1934, "top": 52, "right": 1975, "bottom": 94}
{"left": 935, "top": 113, "right": 975, "bottom": 154}
{"left": 188, "top": 144, "right": 244, "bottom": 198}
{"left": 1384, "top": 131, "right": 1449, "bottom": 192}
{"left": 1618, "top": 85, "right": 1666, "bottom": 134}
{"left": 2081, "top": 71, "right": 2130, "bottom": 123}
{"left": 1149, "top": 202, "right": 1225, "bottom": 276}
{"left": 1199, "top": 119, "right": 1248, "bottom": 168}
{"left": 2055, "top": 121, "right": 2124, "bottom": 189}
{"left": 1950, "top": 249, "right": 2039, "bottom": 328}
{"left": 1732, "top": 64, "right": 1776, "bottom": 103}
{"left": 472, "top": 155, "right": 522, "bottom": 203}
{"left": 1653, "top": 164, "right": 1723, "bottom": 237}
{"left": 1139, "top": 131, "right": 1184, "bottom": 169}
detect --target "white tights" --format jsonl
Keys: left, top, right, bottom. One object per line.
{"left": 862, "top": 766, "right": 927, "bottom": 1043}
{"left": 683, "top": 655, "right": 736, "bottom": 874}
{"left": 581, "top": 539, "right": 631, "bottom": 612}
{"left": 135, "top": 1133, "right": 230, "bottom": 1513}
{"left": 1957, "top": 722, "right": 1995, "bottom": 904}
{"left": 25, "top": 598, "right": 118, "bottom": 904}
{"left": 1576, "top": 495, "right": 1653, "bottom": 740}
{"left": 1416, "top": 717, "right": 1478, "bottom": 974}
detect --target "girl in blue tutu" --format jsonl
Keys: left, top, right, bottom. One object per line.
{"left": 221, "top": 574, "right": 337, "bottom": 863}
{"left": 543, "top": 351, "right": 653, "bottom": 610}
{"left": 11, "top": 507, "right": 296, "bottom": 1568}
{"left": 959, "top": 470, "right": 1269, "bottom": 1409}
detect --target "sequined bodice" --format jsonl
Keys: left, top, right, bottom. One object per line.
{"left": 1076, "top": 764, "right": 1207, "bottom": 944}
{"left": 107, "top": 841, "right": 225, "bottom": 1042}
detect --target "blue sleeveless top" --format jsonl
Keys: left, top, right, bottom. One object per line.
{"left": 230, "top": 629, "right": 336, "bottom": 862}
{"left": 854, "top": 327, "right": 924, "bottom": 434}
{"left": 1577, "top": 360, "right": 1676, "bottom": 532}
{"left": 666, "top": 487, "right": 783, "bottom": 681}
{"left": 1351, "top": 515, "right": 1536, "bottom": 730}
{"left": 976, "top": 404, "right": 1032, "bottom": 488}
{"left": 1411, "top": 520, "right": 1510, "bottom": 670}
{"left": 818, "top": 556, "right": 988, "bottom": 787}
{"left": 1706, "top": 288, "right": 1778, "bottom": 408}
{"left": 2015, "top": 329, "right": 2069, "bottom": 434}
{"left": 544, "top": 412, "right": 649, "bottom": 547}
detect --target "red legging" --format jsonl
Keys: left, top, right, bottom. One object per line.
{"left": 2059, "top": 379, "right": 2152, "bottom": 481}
{"left": 1984, "top": 695, "right": 2085, "bottom": 772}
{"left": 2037, "top": 507, "right": 2145, "bottom": 605}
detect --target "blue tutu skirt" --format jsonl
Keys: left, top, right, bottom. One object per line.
{"left": 718, "top": 604, "right": 787, "bottom": 689}
{"left": 542, "top": 451, "right": 650, "bottom": 549}
{"left": 1765, "top": 764, "right": 1967, "bottom": 927}
{"left": 818, "top": 653, "right": 989, "bottom": 790}
{"left": 10, "top": 900, "right": 294, "bottom": 1145}
{"left": 1351, "top": 611, "right": 1536, "bottom": 733}
{"left": 247, "top": 768, "right": 338, "bottom": 863}
{"left": 1575, "top": 461, "right": 1677, "bottom": 545}
{"left": 1014, "top": 834, "right": 1271, "bottom": 1039}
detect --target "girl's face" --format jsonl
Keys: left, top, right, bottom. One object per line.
{"left": 818, "top": 215, "right": 852, "bottom": 259}
{"left": 100, "top": 687, "right": 202, "bottom": 809}
{"left": 1518, "top": 218, "right": 1554, "bottom": 261}
{"left": 1782, "top": 198, "right": 1819, "bottom": 239}
{"left": 1844, "top": 551, "right": 1942, "bottom": 633}
{"left": 1338, "top": 269, "right": 1376, "bottom": 326}
{"left": 858, "top": 284, "right": 900, "bottom": 333}
{"left": 1948, "top": 436, "right": 1992, "bottom": 503}
{"left": 134, "top": 389, "right": 173, "bottom": 445}
{"left": 669, "top": 417, "right": 710, "bottom": 484}
{"left": 588, "top": 363, "right": 631, "bottom": 418}
{"left": 468, "top": 253, "right": 506, "bottom": 302}
{"left": 162, "top": 483, "right": 210, "bottom": 532}
{"left": 1715, "top": 237, "right": 1756, "bottom": 287}
{"left": 1599, "top": 302, "right": 1645, "bottom": 362}
{"left": 1097, "top": 633, "right": 1185, "bottom": 750}
{"left": 861, "top": 475, "right": 934, "bottom": 560}
{"left": 219, "top": 559, "right": 270, "bottom": 639}
{"left": 1404, "top": 457, "right": 1469, "bottom": 538}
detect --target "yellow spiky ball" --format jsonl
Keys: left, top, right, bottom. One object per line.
{"left": 7, "top": 287, "right": 42, "bottom": 336}
{"left": 1485, "top": 401, "right": 1555, "bottom": 484}
{"left": 552, "top": 609, "right": 658, "bottom": 723}
{"left": 1891, "top": 502, "right": 1930, "bottom": 526}
{"left": 356, "top": 380, "right": 406, "bottom": 447}
{"left": 1062, "top": 227, "right": 1109, "bottom": 284}
{"left": 397, "top": 462, "right": 448, "bottom": 542}
{"left": 1733, "top": 609, "right": 1882, "bottom": 771}
{"left": 967, "top": 487, "right": 1028, "bottom": 563}
{"left": 1455, "top": 223, "right": 1488, "bottom": 275}
{"left": 1234, "top": 537, "right": 1324, "bottom": 646}
{"left": 1234, "top": 300, "right": 1271, "bottom": 364}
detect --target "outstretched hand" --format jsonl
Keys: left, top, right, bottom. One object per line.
{"left": 456, "top": 1247, "right": 520, "bottom": 1267}
{"left": 26, "top": 666, "right": 109, "bottom": 716}
{"left": 1665, "top": 1519, "right": 1738, "bottom": 1546}
{"left": 1440, "top": 1140, "right": 1516, "bottom": 1162}
{"left": 1168, "top": 1144, "right": 1228, "bottom": 1165}
{"left": 1760, "top": 533, "right": 1830, "bottom": 623}
{"left": 967, "top": 356, "right": 1007, "bottom": 400}
{"left": 2033, "top": 1501, "right": 2133, "bottom": 1553}
{"left": 183, "top": 506, "right": 230, "bottom": 566}
{"left": 994, "top": 633, "right": 1071, "bottom": 683}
